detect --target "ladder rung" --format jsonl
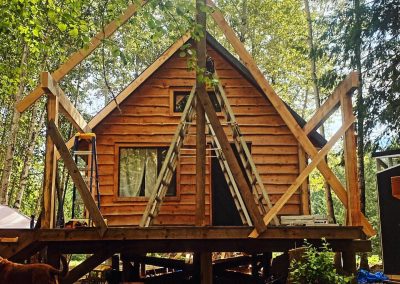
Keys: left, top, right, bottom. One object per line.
{"left": 74, "top": 150, "right": 92, "bottom": 155}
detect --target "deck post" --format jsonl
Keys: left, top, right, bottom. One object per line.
{"left": 46, "top": 247, "right": 61, "bottom": 269}
{"left": 342, "top": 250, "right": 357, "bottom": 277}
{"left": 194, "top": 252, "right": 213, "bottom": 284}
{"left": 262, "top": 252, "right": 272, "bottom": 279}
{"left": 340, "top": 90, "right": 361, "bottom": 226}
{"left": 298, "top": 145, "right": 310, "bottom": 215}
{"left": 121, "top": 253, "right": 141, "bottom": 282}
{"left": 251, "top": 254, "right": 259, "bottom": 277}
{"left": 41, "top": 92, "right": 59, "bottom": 229}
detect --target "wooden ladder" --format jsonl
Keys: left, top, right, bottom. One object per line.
{"left": 139, "top": 86, "right": 197, "bottom": 227}
{"left": 213, "top": 81, "right": 280, "bottom": 225}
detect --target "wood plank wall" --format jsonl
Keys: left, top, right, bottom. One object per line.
{"left": 93, "top": 44, "right": 301, "bottom": 226}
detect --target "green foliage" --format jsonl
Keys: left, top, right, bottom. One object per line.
{"left": 289, "top": 240, "right": 353, "bottom": 284}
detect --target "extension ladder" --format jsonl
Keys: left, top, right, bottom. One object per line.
{"left": 140, "top": 79, "right": 278, "bottom": 227}
{"left": 206, "top": 117, "right": 253, "bottom": 226}
{"left": 71, "top": 132, "right": 101, "bottom": 219}
{"left": 139, "top": 87, "right": 197, "bottom": 227}
{"left": 140, "top": 85, "right": 253, "bottom": 227}
{"left": 213, "top": 81, "right": 280, "bottom": 225}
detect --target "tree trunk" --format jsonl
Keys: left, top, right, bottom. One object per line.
{"left": 0, "top": 44, "right": 29, "bottom": 205}
{"left": 354, "top": 0, "right": 368, "bottom": 270}
{"left": 239, "top": 0, "right": 248, "bottom": 43}
{"left": 14, "top": 106, "right": 45, "bottom": 209}
{"left": 304, "top": 0, "right": 336, "bottom": 223}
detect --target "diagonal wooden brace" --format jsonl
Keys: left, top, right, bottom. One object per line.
{"left": 47, "top": 120, "right": 107, "bottom": 236}
{"left": 207, "top": 0, "right": 375, "bottom": 236}
{"left": 249, "top": 116, "right": 356, "bottom": 238}
{"left": 16, "top": 1, "right": 148, "bottom": 114}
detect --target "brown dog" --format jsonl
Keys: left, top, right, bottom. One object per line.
{"left": 0, "top": 255, "right": 68, "bottom": 284}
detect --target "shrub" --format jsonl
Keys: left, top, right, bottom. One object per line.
{"left": 288, "top": 239, "right": 353, "bottom": 284}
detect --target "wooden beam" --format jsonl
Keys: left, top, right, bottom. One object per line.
{"left": 303, "top": 72, "right": 359, "bottom": 135}
{"left": 47, "top": 120, "right": 107, "bottom": 236}
{"left": 87, "top": 33, "right": 191, "bottom": 129}
{"left": 197, "top": 84, "right": 266, "bottom": 234}
{"left": 207, "top": 2, "right": 375, "bottom": 237}
{"left": 249, "top": 116, "right": 355, "bottom": 238}
{"left": 41, "top": 72, "right": 90, "bottom": 133}
{"left": 41, "top": 94, "right": 59, "bottom": 229}
{"left": 0, "top": 227, "right": 365, "bottom": 243}
{"left": 16, "top": 1, "right": 148, "bottom": 114}
{"left": 60, "top": 249, "right": 116, "bottom": 284}
{"left": 298, "top": 145, "right": 310, "bottom": 215}
{"left": 341, "top": 90, "right": 361, "bottom": 226}
{"left": 195, "top": 0, "right": 207, "bottom": 227}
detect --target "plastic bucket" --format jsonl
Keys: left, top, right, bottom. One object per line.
{"left": 391, "top": 176, "right": 400, "bottom": 199}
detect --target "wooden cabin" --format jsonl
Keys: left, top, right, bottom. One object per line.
{"left": 0, "top": 4, "right": 374, "bottom": 282}
{"left": 88, "top": 34, "right": 325, "bottom": 227}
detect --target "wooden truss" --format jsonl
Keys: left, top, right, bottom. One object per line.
{"left": 14, "top": 0, "right": 374, "bottom": 237}
{"left": 206, "top": 0, "right": 374, "bottom": 237}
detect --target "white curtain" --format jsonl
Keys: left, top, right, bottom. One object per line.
{"left": 119, "top": 148, "right": 157, "bottom": 197}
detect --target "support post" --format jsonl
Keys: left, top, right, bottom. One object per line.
{"left": 194, "top": 252, "right": 213, "bottom": 284}
{"left": 201, "top": 252, "right": 213, "bottom": 284}
{"left": 121, "top": 253, "right": 141, "bottom": 282}
{"left": 342, "top": 250, "right": 357, "bottom": 276}
{"left": 262, "top": 252, "right": 272, "bottom": 280}
{"left": 41, "top": 94, "right": 58, "bottom": 228}
{"left": 46, "top": 247, "right": 61, "bottom": 269}
{"left": 340, "top": 92, "right": 361, "bottom": 226}
{"left": 298, "top": 145, "right": 310, "bottom": 215}
{"left": 195, "top": 0, "right": 207, "bottom": 227}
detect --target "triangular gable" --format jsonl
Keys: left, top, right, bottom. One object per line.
{"left": 88, "top": 32, "right": 325, "bottom": 147}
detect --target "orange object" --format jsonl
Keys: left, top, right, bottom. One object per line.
{"left": 391, "top": 176, "right": 400, "bottom": 199}
{"left": 75, "top": 132, "right": 96, "bottom": 140}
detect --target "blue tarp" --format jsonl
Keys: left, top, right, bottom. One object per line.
{"left": 358, "top": 269, "right": 389, "bottom": 283}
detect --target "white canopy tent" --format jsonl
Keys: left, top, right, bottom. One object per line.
{"left": 0, "top": 205, "right": 32, "bottom": 229}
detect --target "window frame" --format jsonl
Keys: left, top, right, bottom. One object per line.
{"left": 169, "top": 87, "right": 222, "bottom": 116}
{"left": 114, "top": 143, "right": 180, "bottom": 202}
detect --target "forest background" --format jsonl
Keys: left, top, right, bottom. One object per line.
{"left": 0, "top": 0, "right": 398, "bottom": 263}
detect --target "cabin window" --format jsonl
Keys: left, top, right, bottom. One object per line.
{"left": 173, "top": 90, "right": 221, "bottom": 113}
{"left": 118, "top": 147, "right": 176, "bottom": 197}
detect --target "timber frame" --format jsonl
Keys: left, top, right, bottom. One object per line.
{"left": 1, "top": 0, "right": 375, "bottom": 283}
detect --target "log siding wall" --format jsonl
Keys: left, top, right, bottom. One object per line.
{"left": 94, "top": 45, "right": 301, "bottom": 226}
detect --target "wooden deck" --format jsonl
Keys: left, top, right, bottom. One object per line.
{"left": 0, "top": 226, "right": 370, "bottom": 283}
{"left": 0, "top": 226, "right": 370, "bottom": 255}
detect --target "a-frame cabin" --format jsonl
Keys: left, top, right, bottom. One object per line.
{"left": 90, "top": 33, "right": 325, "bottom": 227}
{"left": 0, "top": 1, "right": 375, "bottom": 283}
